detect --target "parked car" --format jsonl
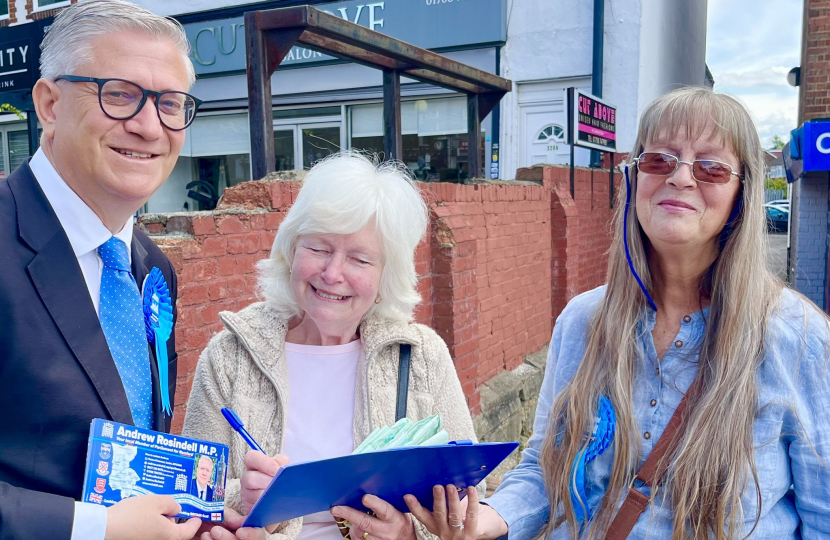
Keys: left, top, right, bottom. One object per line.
{"left": 764, "top": 202, "right": 789, "bottom": 233}
{"left": 766, "top": 198, "right": 790, "bottom": 209}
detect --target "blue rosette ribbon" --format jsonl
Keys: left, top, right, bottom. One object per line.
{"left": 142, "top": 267, "right": 174, "bottom": 416}
{"left": 569, "top": 394, "right": 616, "bottom": 524}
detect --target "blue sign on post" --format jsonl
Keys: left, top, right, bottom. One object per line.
{"left": 802, "top": 120, "right": 830, "bottom": 172}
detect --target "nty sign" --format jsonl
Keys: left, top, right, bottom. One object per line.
{"left": 0, "top": 40, "right": 33, "bottom": 92}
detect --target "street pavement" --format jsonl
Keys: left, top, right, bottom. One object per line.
{"left": 767, "top": 232, "right": 788, "bottom": 281}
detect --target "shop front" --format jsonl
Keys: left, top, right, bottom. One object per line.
{"left": 146, "top": 0, "right": 506, "bottom": 213}
{"left": 0, "top": 17, "right": 50, "bottom": 179}
{"left": 786, "top": 120, "right": 830, "bottom": 311}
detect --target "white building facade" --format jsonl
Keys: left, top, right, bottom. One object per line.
{"left": 0, "top": 0, "right": 710, "bottom": 213}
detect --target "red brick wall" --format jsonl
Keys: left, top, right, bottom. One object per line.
{"left": 800, "top": 0, "right": 830, "bottom": 122}
{"left": 140, "top": 165, "right": 620, "bottom": 433}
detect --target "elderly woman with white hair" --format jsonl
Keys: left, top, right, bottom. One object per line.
{"left": 182, "top": 152, "right": 478, "bottom": 540}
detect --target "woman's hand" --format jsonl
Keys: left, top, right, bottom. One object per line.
{"left": 240, "top": 450, "right": 290, "bottom": 515}
{"left": 330, "top": 494, "right": 416, "bottom": 540}
{"left": 405, "top": 485, "right": 508, "bottom": 540}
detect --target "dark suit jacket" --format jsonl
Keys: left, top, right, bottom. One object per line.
{"left": 0, "top": 163, "right": 179, "bottom": 540}
{"left": 189, "top": 482, "right": 214, "bottom": 502}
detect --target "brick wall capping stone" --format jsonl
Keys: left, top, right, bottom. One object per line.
{"left": 466, "top": 176, "right": 544, "bottom": 187}
{"left": 138, "top": 207, "right": 269, "bottom": 237}
{"left": 261, "top": 170, "right": 307, "bottom": 182}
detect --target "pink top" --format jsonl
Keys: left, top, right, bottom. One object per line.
{"left": 283, "top": 339, "right": 362, "bottom": 540}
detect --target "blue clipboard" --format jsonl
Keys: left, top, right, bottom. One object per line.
{"left": 242, "top": 441, "right": 518, "bottom": 528}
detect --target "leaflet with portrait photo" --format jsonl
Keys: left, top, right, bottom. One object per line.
{"left": 81, "top": 419, "right": 229, "bottom": 521}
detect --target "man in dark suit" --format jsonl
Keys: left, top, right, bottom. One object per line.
{"left": 190, "top": 456, "right": 215, "bottom": 502}
{"left": 0, "top": 1, "right": 205, "bottom": 539}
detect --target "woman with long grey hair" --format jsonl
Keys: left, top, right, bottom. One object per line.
{"left": 408, "top": 87, "right": 830, "bottom": 539}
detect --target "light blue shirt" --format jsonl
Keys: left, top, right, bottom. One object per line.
{"left": 486, "top": 285, "right": 830, "bottom": 539}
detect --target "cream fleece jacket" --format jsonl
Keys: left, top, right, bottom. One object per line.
{"left": 181, "top": 301, "right": 481, "bottom": 540}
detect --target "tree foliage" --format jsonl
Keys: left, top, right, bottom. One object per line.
{"left": 770, "top": 134, "right": 787, "bottom": 150}
{"left": 0, "top": 104, "right": 24, "bottom": 120}
{"left": 765, "top": 178, "right": 787, "bottom": 192}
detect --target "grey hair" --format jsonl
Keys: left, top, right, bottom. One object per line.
{"left": 40, "top": 0, "right": 195, "bottom": 87}
{"left": 258, "top": 151, "right": 428, "bottom": 324}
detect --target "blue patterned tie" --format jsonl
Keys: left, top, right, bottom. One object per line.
{"left": 98, "top": 237, "right": 153, "bottom": 429}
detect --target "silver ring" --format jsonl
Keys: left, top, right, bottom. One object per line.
{"left": 449, "top": 522, "right": 464, "bottom": 530}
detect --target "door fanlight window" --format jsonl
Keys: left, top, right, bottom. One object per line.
{"left": 537, "top": 124, "right": 565, "bottom": 143}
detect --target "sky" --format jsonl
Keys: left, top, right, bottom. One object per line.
{"left": 706, "top": 0, "right": 803, "bottom": 149}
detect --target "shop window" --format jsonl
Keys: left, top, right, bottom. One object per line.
{"left": 537, "top": 124, "right": 565, "bottom": 143}
{"left": 349, "top": 98, "right": 483, "bottom": 182}
{"left": 273, "top": 123, "right": 341, "bottom": 171}
{"left": 8, "top": 130, "right": 31, "bottom": 173}
{"left": 189, "top": 154, "right": 251, "bottom": 210}
{"left": 301, "top": 125, "right": 339, "bottom": 168}
{"left": 0, "top": 123, "right": 41, "bottom": 177}
{"left": 273, "top": 106, "right": 340, "bottom": 120}
{"left": 35, "top": 0, "right": 70, "bottom": 10}
{"left": 274, "top": 129, "right": 296, "bottom": 171}
{"left": 0, "top": 1, "right": 9, "bottom": 18}
{"left": 170, "top": 114, "right": 252, "bottom": 211}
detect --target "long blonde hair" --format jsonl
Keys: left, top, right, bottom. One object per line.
{"left": 538, "top": 87, "right": 780, "bottom": 539}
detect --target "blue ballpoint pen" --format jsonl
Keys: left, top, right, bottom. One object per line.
{"left": 221, "top": 407, "right": 266, "bottom": 453}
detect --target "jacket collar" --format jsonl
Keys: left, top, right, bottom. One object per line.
{"left": 8, "top": 163, "right": 136, "bottom": 426}
{"left": 131, "top": 232, "right": 151, "bottom": 292}
{"left": 218, "top": 302, "right": 421, "bottom": 448}
{"left": 218, "top": 302, "right": 419, "bottom": 365}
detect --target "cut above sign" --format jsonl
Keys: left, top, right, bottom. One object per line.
{"left": 184, "top": 0, "right": 507, "bottom": 76}
{"left": 566, "top": 88, "right": 617, "bottom": 153}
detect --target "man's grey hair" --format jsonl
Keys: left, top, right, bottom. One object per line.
{"left": 40, "top": 0, "right": 195, "bottom": 87}
{"left": 258, "top": 151, "right": 429, "bottom": 324}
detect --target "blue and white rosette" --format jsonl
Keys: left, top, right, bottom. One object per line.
{"left": 570, "top": 394, "right": 616, "bottom": 524}
{"left": 142, "top": 267, "right": 174, "bottom": 416}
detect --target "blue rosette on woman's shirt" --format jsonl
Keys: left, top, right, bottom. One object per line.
{"left": 142, "top": 267, "right": 174, "bottom": 416}
{"left": 570, "top": 394, "right": 616, "bottom": 524}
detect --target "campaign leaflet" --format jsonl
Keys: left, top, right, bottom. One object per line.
{"left": 81, "top": 419, "right": 229, "bottom": 521}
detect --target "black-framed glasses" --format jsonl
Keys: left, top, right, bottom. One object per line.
{"left": 55, "top": 75, "right": 202, "bottom": 131}
{"left": 633, "top": 152, "right": 742, "bottom": 185}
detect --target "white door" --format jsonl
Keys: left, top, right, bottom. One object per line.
{"left": 520, "top": 103, "right": 572, "bottom": 167}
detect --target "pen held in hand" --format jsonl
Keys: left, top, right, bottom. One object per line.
{"left": 221, "top": 407, "right": 265, "bottom": 453}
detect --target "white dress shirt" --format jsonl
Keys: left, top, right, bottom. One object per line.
{"left": 29, "top": 148, "right": 136, "bottom": 540}
{"left": 29, "top": 149, "right": 134, "bottom": 314}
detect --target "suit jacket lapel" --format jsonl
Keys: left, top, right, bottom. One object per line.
{"left": 131, "top": 234, "right": 150, "bottom": 292}
{"left": 10, "top": 164, "right": 134, "bottom": 425}
{"left": 132, "top": 232, "right": 167, "bottom": 431}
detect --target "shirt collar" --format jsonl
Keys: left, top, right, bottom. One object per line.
{"left": 29, "top": 148, "right": 134, "bottom": 261}
{"left": 638, "top": 305, "right": 711, "bottom": 333}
